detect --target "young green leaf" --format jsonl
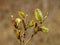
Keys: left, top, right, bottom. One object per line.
{"left": 29, "top": 20, "right": 35, "bottom": 27}
{"left": 40, "top": 26, "right": 49, "bottom": 32}
{"left": 14, "top": 18, "right": 22, "bottom": 28}
{"left": 15, "top": 18, "right": 21, "bottom": 24}
{"left": 18, "top": 11, "right": 25, "bottom": 18}
{"left": 34, "top": 8, "right": 43, "bottom": 21}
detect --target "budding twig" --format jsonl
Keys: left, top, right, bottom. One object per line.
{"left": 11, "top": 8, "right": 49, "bottom": 45}
{"left": 21, "top": 19, "right": 27, "bottom": 45}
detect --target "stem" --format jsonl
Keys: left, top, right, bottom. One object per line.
{"left": 21, "top": 19, "right": 27, "bottom": 45}
{"left": 24, "top": 37, "right": 32, "bottom": 45}
{"left": 22, "top": 19, "right": 26, "bottom": 31}
{"left": 19, "top": 32, "right": 22, "bottom": 45}
{"left": 24, "top": 33, "right": 36, "bottom": 45}
{"left": 20, "top": 39, "right": 21, "bottom": 45}
{"left": 24, "top": 23, "right": 38, "bottom": 45}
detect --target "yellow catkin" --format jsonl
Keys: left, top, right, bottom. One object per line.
{"left": 18, "top": 11, "right": 25, "bottom": 18}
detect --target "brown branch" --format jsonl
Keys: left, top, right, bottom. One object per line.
{"left": 24, "top": 33, "right": 37, "bottom": 45}
{"left": 21, "top": 19, "right": 27, "bottom": 45}
{"left": 24, "top": 23, "right": 38, "bottom": 45}
{"left": 24, "top": 36, "right": 32, "bottom": 45}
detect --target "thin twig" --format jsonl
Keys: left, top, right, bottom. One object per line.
{"left": 24, "top": 35, "right": 33, "bottom": 45}
{"left": 22, "top": 19, "right": 27, "bottom": 45}
{"left": 24, "top": 23, "right": 38, "bottom": 45}
{"left": 24, "top": 33, "right": 36, "bottom": 45}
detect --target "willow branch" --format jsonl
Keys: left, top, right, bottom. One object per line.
{"left": 21, "top": 19, "right": 27, "bottom": 45}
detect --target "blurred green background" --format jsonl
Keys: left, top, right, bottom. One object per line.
{"left": 0, "top": 0, "right": 60, "bottom": 45}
